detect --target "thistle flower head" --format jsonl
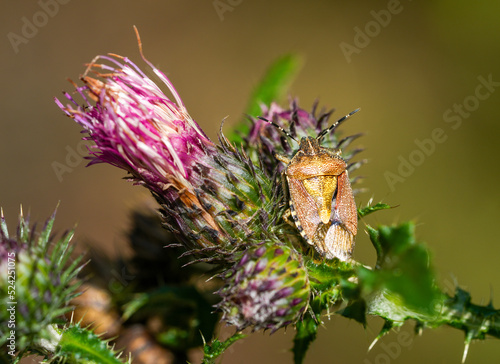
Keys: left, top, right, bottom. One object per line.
{"left": 56, "top": 54, "right": 217, "bottom": 202}
{"left": 216, "top": 244, "right": 309, "bottom": 332}
{"left": 0, "top": 208, "right": 83, "bottom": 354}
{"left": 245, "top": 101, "right": 364, "bottom": 182}
{"left": 56, "top": 54, "right": 280, "bottom": 256}
{"left": 56, "top": 54, "right": 233, "bottom": 250}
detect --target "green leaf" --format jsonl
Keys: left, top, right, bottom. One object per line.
{"left": 338, "top": 299, "right": 367, "bottom": 327}
{"left": 306, "top": 259, "right": 356, "bottom": 292}
{"left": 358, "top": 202, "right": 393, "bottom": 218}
{"left": 292, "top": 316, "right": 319, "bottom": 364}
{"left": 229, "top": 53, "right": 303, "bottom": 144}
{"left": 56, "top": 324, "right": 126, "bottom": 364}
{"left": 202, "top": 332, "right": 246, "bottom": 364}
{"left": 366, "top": 225, "right": 382, "bottom": 266}
{"left": 360, "top": 222, "right": 442, "bottom": 318}
{"left": 245, "top": 53, "right": 303, "bottom": 117}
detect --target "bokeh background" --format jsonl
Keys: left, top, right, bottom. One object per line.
{"left": 2, "top": 1, "right": 500, "bottom": 363}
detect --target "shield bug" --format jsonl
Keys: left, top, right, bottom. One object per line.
{"left": 258, "top": 109, "right": 359, "bottom": 261}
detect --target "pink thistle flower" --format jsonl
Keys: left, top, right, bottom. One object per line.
{"left": 55, "top": 44, "right": 281, "bottom": 256}
{"left": 55, "top": 52, "right": 226, "bottom": 249}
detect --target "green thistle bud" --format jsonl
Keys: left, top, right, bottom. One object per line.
{"left": 0, "top": 208, "right": 83, "bottom": 355}
{"left": 216, "top": 244, "right": 310, "bottom": 332}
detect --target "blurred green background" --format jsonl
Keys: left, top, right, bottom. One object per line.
{"left": 1, "top": 0, "right": 499, "bottom": 363}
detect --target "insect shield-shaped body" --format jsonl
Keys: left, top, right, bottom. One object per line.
{"left": 261, "top": 110, "right": 359, "bottom": 261}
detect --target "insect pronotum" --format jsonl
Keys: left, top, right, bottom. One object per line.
{"left": 258, "top": 109, "right": 359, "bottom": 261}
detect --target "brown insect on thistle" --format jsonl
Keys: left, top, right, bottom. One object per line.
{"left": 258, "top": 109, "right": 359, "bottom": 261}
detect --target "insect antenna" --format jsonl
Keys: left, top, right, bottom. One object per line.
{"left": 257, "top": 116, "right": 299, "bottom": 143}
{"left": 317, "top": 108, "right": 360, "bottom": 142}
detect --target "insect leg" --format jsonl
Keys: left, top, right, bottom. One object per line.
{"left": 282, "top": 208, "right": 295, "bottom": 227}
{"left": 274, "top": 153, "right": 291, "bottom": 165}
